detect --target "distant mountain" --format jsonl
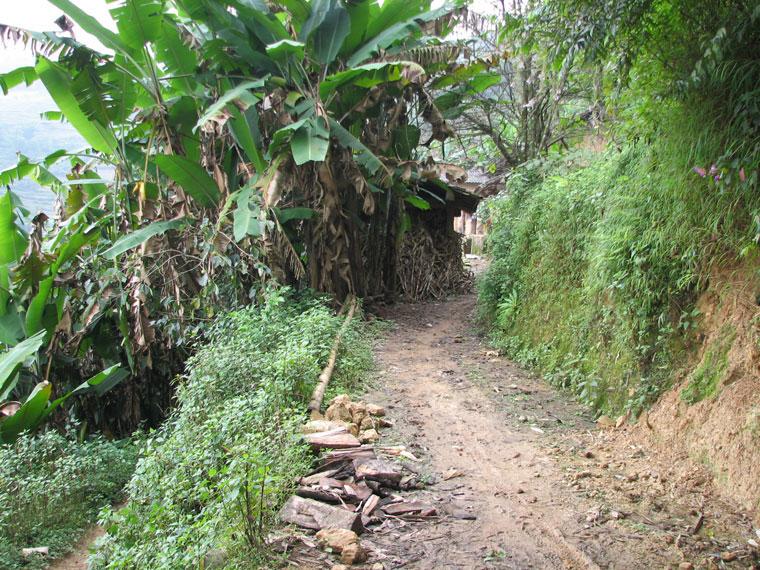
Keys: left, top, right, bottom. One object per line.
{"left": 0, "top": 82, "right": 85, "bottom": 215}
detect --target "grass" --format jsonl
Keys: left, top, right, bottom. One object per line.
{"left": 681, "top": 324, "right": 735, "bottom": 404}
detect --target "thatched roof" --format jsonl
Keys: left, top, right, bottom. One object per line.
{"left": 417, "top": 178, "right": 481, "bottom": 213}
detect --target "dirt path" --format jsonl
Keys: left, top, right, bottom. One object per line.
{"left": 352, "top": 293, "right": 755, "bottom": 569}
{"left": 48, "top": 292, "right": 757, "bottom": 570}
{"left": 46, "top": 526, "right": 104, "bottom": 570}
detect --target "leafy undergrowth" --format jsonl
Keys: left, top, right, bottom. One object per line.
{"left": 91, "top": 289, "right": 373, "bottom": 569}
{"left": 479, "top": 104, "right": 760, "bottom": 416}
{"left": 0, "top": 431, "right": 136, "bottom": 570}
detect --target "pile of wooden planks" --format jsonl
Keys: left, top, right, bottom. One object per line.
{"left": 279, "top": 394, "right": 438, "bottom": 565}
{"left": 280, "top": 444, "right": 437, "bottom": 534}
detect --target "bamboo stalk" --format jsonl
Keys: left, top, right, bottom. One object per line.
{"left": 308, "top": 295, "right": 358, "bottom": 419}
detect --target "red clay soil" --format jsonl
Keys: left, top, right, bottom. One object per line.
{"left": 631, "top": 263, "right": 760, "bottom": 516}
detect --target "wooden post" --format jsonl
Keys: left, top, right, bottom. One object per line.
{"left": 308, "top": 296, "right": 358, "bottom": 419}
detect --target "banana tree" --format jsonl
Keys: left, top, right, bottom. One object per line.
{"left": 0, "top": 0, "right": 495, "bottom": 432}
{"left": 165, "top": 0, "right": 499, "bottom": 299}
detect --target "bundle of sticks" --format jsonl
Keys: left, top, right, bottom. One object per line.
{"left": 397, "top": 226, "right": 472, "bottom": 300}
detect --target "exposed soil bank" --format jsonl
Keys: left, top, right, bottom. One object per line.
{"left": 636, "top": 264, "right": 760, "bottom": 515}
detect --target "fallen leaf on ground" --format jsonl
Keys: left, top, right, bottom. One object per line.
{"left": 444, "top": 468, "right": 464, "bottom": 480}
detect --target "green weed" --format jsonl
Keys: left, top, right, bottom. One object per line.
{"left": 91, "top": 290, "right": 373, "bottom": 569}
{"left": 479, "top": 101, "right": 759, "bottom": 416}
{"left": 0, "top": 431, "right": 136, "bottom": 570}
{"left": 681, "top": 325, "right": 736, "bottom": 404}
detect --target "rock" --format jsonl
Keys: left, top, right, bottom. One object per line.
{"left": 360, "top": 416, "right": 376, "bottom": 430}
{"left": 359, "top": 429, "right": 380, "bottom": 443}
{"left": 21, "top": 547, "right": 49, "bottom": 557}
{"left": 720, "top": 551, "right": 737, "bottom": 562}
{"left": 316, "top": 528, "right": 358, "bottom": 553}
{"left": 331, "top": 565, "right": 350, "bottom": 570}
{"left": 597, "top": 415, "right": 615, "bottom": 429}
{"left": 302, "top": 420, "right": 348, "bottom": 434}
{"left": 678, "top": 563, "right": 694, "bottom": 570}
{"left": 574, "top": 470, "right": 593, "bottom": 480}
{"left": 202, "top": 548, "right": 228, "bottom": 569}
{"left": 349, "top": 401, "right": 368, "bottom": 425}
{"left": 326, "top": 395, "right": 354, "bottom": 423}
{"left": 366, "top": 404, "right": 385, "bottom": 417}
{"left": 451, "top": 510, "right": 477, "bottom": 520}
{"left": 371, "top": 564, "right": 384, "bottom": 570}
{"left": 329, "top": 394, "right": 351, "bottom": 405}
{"left": 340, "top": 542, "right": 368, "bottom": 565}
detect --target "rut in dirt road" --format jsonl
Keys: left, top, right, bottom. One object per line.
{"left": 357, "top": 293, "right": 749, "bottom": 569}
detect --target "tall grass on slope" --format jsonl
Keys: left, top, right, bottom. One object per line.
{"left": 91, "top": 290, "right": 373, "bottom": 569}
{"left": 479, "top": 105, "right": 760, "bottom": 414}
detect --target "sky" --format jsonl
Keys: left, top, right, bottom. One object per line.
{"left": 0, "top": 0, "right": 113, "bottom": 72}
{"left": 0, "top": 1, "right": 113, "bottom": 210}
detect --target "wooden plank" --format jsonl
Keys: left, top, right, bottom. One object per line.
{"left": 279, "top": 496, "right": 364, "bottom": 533}
{"left": 343, "top": 481, "right": 373, "bottom": 502}
{"left": 382, "top": 501, "right": 435, "bottom": 516}
{"left": 323, "top": 445, "right": 376, "bottom": 462}
{"left": 353, "top": 459, "right": 402, "bottom": 487}
{"left": 304, "top": 429, "right": 361, "bottom": 450}
{"left": 362, "top": 494, "right": 380, "bottom": 516}
{"left": 300, "top": 468, "right": 340, "bottom": 485}
{"left": 317, "top": 477, "right": 346, "bottom": 489}
{"left": 295, "top": 487, "right": 343, "bottom": 504}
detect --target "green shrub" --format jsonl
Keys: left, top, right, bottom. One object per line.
{"left": 480, "top": 104, "right": 760, "bottom": 414}
{"left": 0, "top": 431, "right": 136, "bottom": 570}
{"left": 91, "top": 290, "right": 373, "bottom": 569}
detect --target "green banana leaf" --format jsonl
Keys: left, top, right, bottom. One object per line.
{"left": 291, "top": 117, "right": 330, "bottom": 165}
{"left": 102, "top": 218, "right": 189, "bottom": 259}
{"left": 154, "top": 155, "right": 221, "bottom": 207}
{"left": 0, "top": 191, "right": 28, "bottom": 265}
{"left": 0, "top": 331, "right": 46, "bottom": 401}
{"left": 0, "top": 381, "right": 52, "bottom": 444}
{"left": 328, "top": 119, "right": 384, "bottom": 174}
{"left": 35, "top": 57, "right": 118, "bottom": 154}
